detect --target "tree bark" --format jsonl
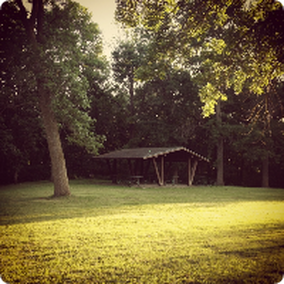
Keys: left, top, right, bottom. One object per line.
{"left": 262, "top": 91, "right": 270, "bottom": 188}
{"left": 129, "top": 65, "right": 135, "bottom": 116}
{"left": 216, "top": 100, "right": 224, "bottom": 186}
{"left": 16, "top": 0, "right": 70, "bottom": 196}
{"left": 39, "top": 88, "right": 70, "bottom": 197}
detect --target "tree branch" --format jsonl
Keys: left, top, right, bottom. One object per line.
{"left": 37, "top": 0, "right": 45, "bottom": 43}
{"left": 30, "top": 0, "right": 39, "bottom": 28}
{"left": 15, "top": 0, "right": 28, "bottom": 24}
{"left": 15, "top": 0, "right": 37, "bottom": 44}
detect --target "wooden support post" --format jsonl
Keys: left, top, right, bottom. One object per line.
{"left": 153, "top": 158, "right": 163, "bottom": 186}
{"left": 191, "top": 160, "right": 198, "bottom": 184}
{"left": 188, "top": 158, "right": 198, "bottom": 186}
{"left": 188, "top": 157, "right": 191, "bottom": 186}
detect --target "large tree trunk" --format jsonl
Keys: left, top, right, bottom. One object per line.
{"left": 39, "top": 89, "right": 70, "bottom": 197}
{"left": 262, "top": 151, "right": 269, "bottom": 188}
{"left": 262, "top": 92, "right": 270, "bottom": 188}
{"left": 16, "top": 0, "right": 71, "bottom": 196}
{"left": 216, "top": 100, "right": 224, "bottom": 186}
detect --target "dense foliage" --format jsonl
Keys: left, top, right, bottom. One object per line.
{"left": 113, "top": 0, "right": 284, "bottom": 187}
{"left": 115, "top": 0, "right": 284, "bottom": 113}
{"left": 1, "top": 0, "right": 284, "bottom": 187}
{"left": 0, "top": 1, "right": 106, "bottom": 189}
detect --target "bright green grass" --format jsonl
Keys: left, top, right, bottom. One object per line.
{"left": 0, "top": 180, "right": 284, "bottom": 283}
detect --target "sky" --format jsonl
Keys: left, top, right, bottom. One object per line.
{"left": 0, "top": 0, "right": 123, "bottom": 59}
{"left": 75, "top": 0, "right": 124, "bottom": 59}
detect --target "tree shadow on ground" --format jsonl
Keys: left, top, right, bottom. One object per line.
{"left": 0, "top": 180, "right": 284, "bottom": 226}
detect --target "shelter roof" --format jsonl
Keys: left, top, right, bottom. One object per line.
{"left": 94, "top": 147, "right": 209, "bottom": 162}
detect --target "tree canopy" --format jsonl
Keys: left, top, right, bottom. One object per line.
{"left": 115, "top": 0, "right": 284, "bottom": 116}
{"left": 0, "top": 0, "right": 106, "bottom": 194}
{"left": 1, "top": 0, "right": 284, "bottom": 188}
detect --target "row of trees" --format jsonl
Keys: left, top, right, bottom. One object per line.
{"left": 1, "top": 0, "right": 284, "bottom": 195}
{"left": 106, "top": 37, "right": 284, "bottom": 188}
{"left": 114, "top": 0, "right": 284, "bottom": 187}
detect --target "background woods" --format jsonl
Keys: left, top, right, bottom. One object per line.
{"left": 1, "top": 0, "right": 284, "bottom": 188}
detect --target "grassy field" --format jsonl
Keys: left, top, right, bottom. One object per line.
{"left": 0, "top": 180, "right": 284, "bottom": 284}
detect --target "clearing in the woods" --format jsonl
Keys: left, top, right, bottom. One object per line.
{"left": 0, "top": 180, "right": 284, "bottom": 283}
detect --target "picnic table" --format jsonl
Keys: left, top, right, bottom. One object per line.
{"left": 130, "top": 175, "right": 143, "bottom": 185}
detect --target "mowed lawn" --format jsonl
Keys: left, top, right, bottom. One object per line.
{"left": 0, "top": 180, "right": 284, "bottom": 284}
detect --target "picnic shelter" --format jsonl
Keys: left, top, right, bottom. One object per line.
{"left": 94, "top": 147, "right": 209, "bottom": 186}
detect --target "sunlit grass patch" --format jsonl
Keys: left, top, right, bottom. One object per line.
{"left": 0, "top": 181, "right": 284, "bottom": 283}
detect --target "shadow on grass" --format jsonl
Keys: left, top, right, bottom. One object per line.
{"left": 219, "top": 244, "right": 284, "bottom": 258}
{"left": 0, "top": 179, "right": 284, "bottom": 226}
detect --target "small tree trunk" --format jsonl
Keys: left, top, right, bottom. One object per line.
{"left": 14, "top": 169, "right": 19, "bottom": 184}
{"left": 216, "top": 100, "right": 224, "bottom": 186}
{"left": 129, "top": 67, "right": 134, "bottom": 116}
{"left": 216, "top": 137, "right": 224, "bottom": 186}
{"left": 39, "top": 89, "right": 70, "bottom": 197}
{"left": 262, "top": 152, "right": 269, "bottom": 188}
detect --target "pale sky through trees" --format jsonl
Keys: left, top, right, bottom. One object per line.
{"left": 76, "top": 0, "right": 123, "bottom": 59}
{"left": 0, "top": 0, "right": 122, "bottom": 58}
